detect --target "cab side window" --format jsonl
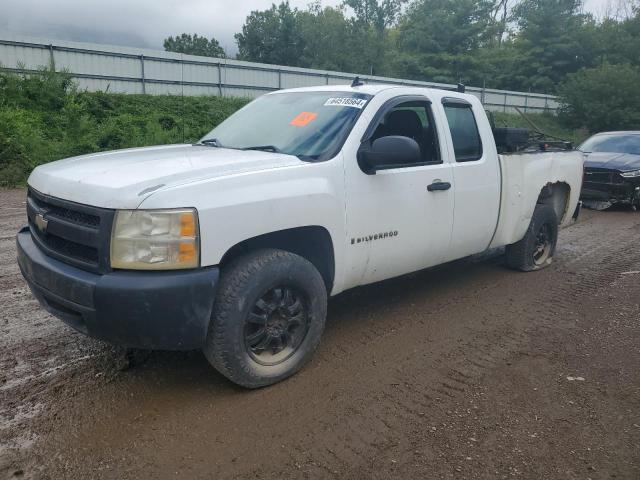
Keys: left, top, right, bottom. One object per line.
{"left": 371, "top": 101, "right": 441, "bottom": 165}
{"left": 443, "top": 104, "right": 483, "bottom": 162}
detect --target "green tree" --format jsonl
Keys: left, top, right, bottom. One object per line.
{"left": 587, "top": 11, "right": 640, "bottom": 67}
{"left": 297, "top": 4, "right": 355, "bottom": 71}
{"left": 509, "top": 0, "right": 592, "bottom": 92}
{"left": 235, "top": 2, "right": 305, "bottom": 66}
{"left": 558, "top": 63, "right": 640, "bottom": 132}
{"left": 342, "top": 0, "right": 406, "bottom": 35}
{"left": 391, "top": 0, "right": 497, "bottom": 83}
{"left": 163, "top": 33, "right": 226, "bottom": 58}
{"left": 336, "top": 0, "right": 407, "bottom": 76}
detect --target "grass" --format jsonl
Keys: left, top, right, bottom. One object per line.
{"left": 0, "top": 68, "right": 588, "bottom": 187}
{"left": 0, "top": 69, "right": 249, "bottom": 186}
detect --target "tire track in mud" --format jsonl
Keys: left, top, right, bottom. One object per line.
{"left": 375, "top": 230, "right": 640, "bottom": 479}
{"left": 260, "top": 212, "right": 640, "bottom": 478}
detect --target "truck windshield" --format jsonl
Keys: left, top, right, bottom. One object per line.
{"left": 200, "top": 91, "right": 372, "bottom": 161}
{"left": 580, "top": 133, "right": 640, "bottom": 155}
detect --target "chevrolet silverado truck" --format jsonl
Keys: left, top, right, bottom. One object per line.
{"left": 17, "top": 84, "right": 584, "bottom": 388}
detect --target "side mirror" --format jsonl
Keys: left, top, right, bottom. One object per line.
{"left": 358, "top": 136, "right": 421, "bottom": 174}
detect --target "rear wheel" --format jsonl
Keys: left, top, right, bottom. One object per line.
{"left": 204, "top": 249, "right": 327, "bottom": 388}
{"left": 506, "top": 204, "right": 558, "bottom": 271}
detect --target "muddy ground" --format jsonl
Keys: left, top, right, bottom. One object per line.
{"left": 1, "top": 187, "right": 639, "bottom": 479}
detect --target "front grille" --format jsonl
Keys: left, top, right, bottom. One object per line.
{"left": 27, "top": 188, "right": 115, "bottom": 273}
{"left": 584, "top": 168, "right": 624, "bottom": 185}
{"left": 38, "top": 232, "right": 99, "bottom": 264}
{"left": 44, "top": 203, "right": 100, "bottom": 228}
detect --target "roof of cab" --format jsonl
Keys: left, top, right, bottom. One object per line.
{"left": 270, "top": 83, "right": 475, "bottom": 102}
{"left": 269, "top": 84, "right": 396, "bottom": 95}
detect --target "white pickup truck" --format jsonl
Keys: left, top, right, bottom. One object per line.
{"left": 17, "top": 84, "right": 583, "bottom": 387}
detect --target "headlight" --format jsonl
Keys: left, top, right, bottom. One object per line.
{"left": 110, "top": 209, "right": 199, "bottom": 270}
{"left": 621, "top": 169, "right": 640, "bottom": 178}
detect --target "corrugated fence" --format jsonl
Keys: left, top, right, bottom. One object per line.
{"left": 0, "top": 34, "right": 559, "bottom": 113}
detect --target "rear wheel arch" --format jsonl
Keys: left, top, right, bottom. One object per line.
{"left": 219, "top": 226, "right": 335, "bottom": 294}
{"left": 536, "top": 182, "right": 571, "bottom": 224}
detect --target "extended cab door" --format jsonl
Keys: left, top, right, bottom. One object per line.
{"left": 440, "top": 98, "right": 501, "bottom": 260}
{"left": 343, "top": 95, "right": 455, "bottom": 287}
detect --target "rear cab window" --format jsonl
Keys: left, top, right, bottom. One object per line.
{"left": 443, "top": 100, "right": 483, "bottom": 162}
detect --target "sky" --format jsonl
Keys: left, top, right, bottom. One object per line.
{"left": 0, "top": 0, "right": 618, "bottom": 56}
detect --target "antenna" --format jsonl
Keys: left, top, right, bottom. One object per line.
{"left": 457, "top": 83, "right": 465, "bottom": 93}
{"left": 351, "top": 76, "right": 364, "bottom": 87}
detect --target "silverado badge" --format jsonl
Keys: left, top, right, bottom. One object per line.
{"left": 351, "top": 231, "right": 398, "bottom": 244}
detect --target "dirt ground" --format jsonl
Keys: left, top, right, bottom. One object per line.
{"left": 1, "top": 187, "right": 639, "bottom": 480}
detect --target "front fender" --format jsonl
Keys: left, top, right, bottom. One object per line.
{"left": 139, "top": 159, "right": 347, "bottom": 292}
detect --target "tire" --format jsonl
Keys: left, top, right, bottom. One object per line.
{"left": 203, "top": 249, "right": 327, "bottom": 388}
{"left": 506, "top": 204, "right": 558, "bottom": 272}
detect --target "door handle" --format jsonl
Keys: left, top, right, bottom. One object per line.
{"left": 427, "top": 181, "right": 451, "bottom": 192}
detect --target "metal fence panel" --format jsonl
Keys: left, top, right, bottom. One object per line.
{"left": 507, "top": 95, "right": 527, "bottom": 107}
{"left": 281, "top": 71, "right": 323, "bottom": 89}
{"left": 183, "top": 62, "right": 218, "bottom": 85}
{"left": 183, "top": 84, "right": 220, "bottom": 96}
{"left": 144, "top": 58, "right": 182, "bottom": 82}
{"left": 0, "top": 42, "right": 50, "bottom": 69}
{"left": 0, "top": 34, "right": 560, "bottom": 113}
{"left": 145, "top": 82, "right": 184, "bottom": 95}
{"left": 55, "top": 49, "right": 140, "bottom": 79}
{"left": 225, "top": 66, "right": 279, "bottom": 89}
{"left": 221, "top": 86, "right": 259, "bottom": 98}
{"left": 465, "top": 90, "right": 483, "bottom": 101}
{"left": 75, "top": 77, "right": 141, "bottom": 94}
{"left": 327, "top": 76, "right": 349, "bottom": 86}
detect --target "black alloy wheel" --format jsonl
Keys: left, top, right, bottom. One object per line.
{"left": 204, "top": 249, "right": 327, "bottom": 388}
{"left": 244, "top": 287, "right": 310, "bottom": 366}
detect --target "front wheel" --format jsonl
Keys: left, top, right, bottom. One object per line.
{"left": 506, "top": 204, "right": 558, "bottom": 271}
{"left": 204, "top": 249, "right": 327, "bottom": 388}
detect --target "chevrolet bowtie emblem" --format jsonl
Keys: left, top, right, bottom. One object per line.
{"left": 35, "top": 213, "right": 49, "bottom": 232}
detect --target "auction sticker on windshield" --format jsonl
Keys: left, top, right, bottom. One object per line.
{"left": 324, "top": 97, "right": 367, "bottom": 108}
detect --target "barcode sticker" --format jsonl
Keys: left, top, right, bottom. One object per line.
{"left": 324, "top": 97, "right": 367, "bottom": 109}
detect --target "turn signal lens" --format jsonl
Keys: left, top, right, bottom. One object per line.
{"left": 180, "top": 213, "right": 196, "bottom": 237}
{"left": 178, "top": 242, "right": 197, "bottom": 263}
{"left": 110, "top": 208, "right": 200, "bottom": 270}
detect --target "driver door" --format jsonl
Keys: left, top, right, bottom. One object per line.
{"left": 343, "top": 96, "right": 455, "bottom": 287}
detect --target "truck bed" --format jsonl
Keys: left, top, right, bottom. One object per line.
{"left": 489, "top": 150, "right": 584, "bottom": 249}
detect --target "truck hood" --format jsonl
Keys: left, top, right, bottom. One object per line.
{"left": 28, "top": 144, "right": 305, "bottom": 209}
{"left": 584, "top": 152, "right": 640, "bottom": 172}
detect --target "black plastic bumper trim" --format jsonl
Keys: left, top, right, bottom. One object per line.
{"left": 17, "top": 227, "right": 219, "bottom": 350}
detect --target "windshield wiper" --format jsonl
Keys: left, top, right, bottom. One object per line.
{"left": 198, "top": 138, "right": 222, "bottom": 147}
{"left": 243, "top": 145, "right": 281, "bottom": 153}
